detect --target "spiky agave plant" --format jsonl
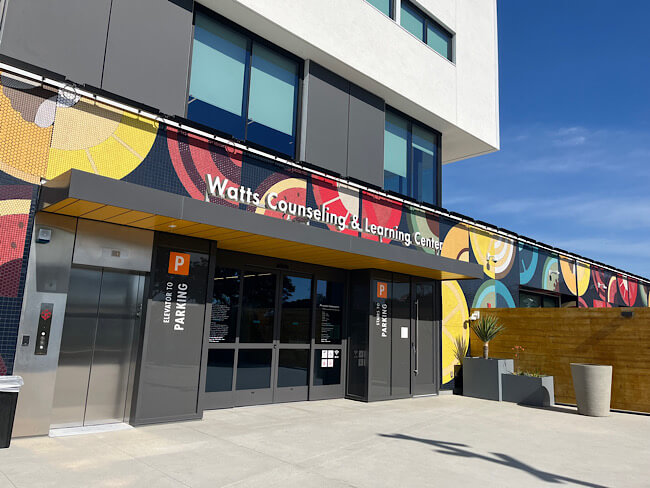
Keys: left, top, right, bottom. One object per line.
{"left": 453, "top": 335, "right": 468, "bottom": 366}
{"left": 471, "top": 315, "right": 504, "bottom": 359}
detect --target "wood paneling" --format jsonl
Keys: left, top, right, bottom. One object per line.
{"left": 469, "top": 308, "right": 650, "bottom": 413}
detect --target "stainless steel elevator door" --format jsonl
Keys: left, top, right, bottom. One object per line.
{"left": 51, "top": 267, "right": 143, "bottom": 428}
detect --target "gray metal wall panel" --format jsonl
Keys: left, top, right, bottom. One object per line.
{"left": 101, "top": 0, "right": 193, "bottom": 116}
{"left": 347, "top": 84, "right": 385, "bottom": 187}
{"left": 0, "top": 0, "right": 111, "bottom": 87}
{"left": 303, "top": 63, "right": 349, "bottom": 176}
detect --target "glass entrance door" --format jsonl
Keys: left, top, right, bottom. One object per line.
{"left": 411, "top": 280, "right": 438, "bottom": 396}
{"left": 274, "top": 274, "right": 312, "bottom": 403}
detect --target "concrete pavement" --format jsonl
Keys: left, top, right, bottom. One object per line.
{"left": 0, "top": 395, "right": 648, "bottom": 487}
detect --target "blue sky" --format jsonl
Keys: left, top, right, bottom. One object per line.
{"left": 443, "top": 1, "right": 650, "bottom": 279}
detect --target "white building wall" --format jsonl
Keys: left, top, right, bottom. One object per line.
{"left": 203, "top": 0, "right": 499, "bottom": 163}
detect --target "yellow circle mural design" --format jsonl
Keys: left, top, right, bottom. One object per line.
{"left": 441, "top": 223, "right": 469, "bottom": 262}
{"left": 470, "top": 230, "right": 515, "bottom": 279}
{"left": 46, "top": 98, "right": 157, "bottom": 180}
{"left": 442, "top": 280, "right": 469, "bottom": 384}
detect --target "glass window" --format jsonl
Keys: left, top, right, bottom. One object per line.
{"left": 384, "top": 111, "right": 409, "bottom": 196}
{"left": 240, "top": 271, "right": 276, "bottom": 343}
{"left": 427, "top": 21, "right": 452, "bottom": 60}
{"left": 400, "top": 1, "right": 453, "bottom": 61}
{"left": 384, "top": 110, "right": 439, "bottom": 205}
{"left": 236, "top": 349, "right": 272, "bottom": 390}
{"left": 277, "top": 349, "right": 309, "bottom": 387}
{"left": 520, "top": 291, "right": 541, "bottom": 308}
{"left": 188, "top": 11, "right": 300, "bottom": 157}
{"left": 543, "top": 295, "right": 560, "bottom": 308}
{"left": 313, "top": 349, "right": 342, "bottom": 386}
{"left": 367, "top": 0, "right": 392, "bottom": 18}
{"left": 205, "top": 349, "right": 235, "bottom": 392}
{"left": 400, "top": 2, "right": 425, "bottom": 41}
{"left": 280, "top": 275, "right": 312, "bottom": 344}
{"left": 316, "top": 280, "right": 344, "bottom": 344}
{"left": 210, "top": 268, "right": 239, "bottom": 343}
{"left": 412, "top": 125, "right": 437, "bottom": 205}
{"left": 247, "top": 43, "right": 299, "bottom": 156}
{"left": 188, "top": 13, "right": 248, "bottom": 139}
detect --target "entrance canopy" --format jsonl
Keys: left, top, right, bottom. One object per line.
{"left": 40, "top": 170, "right": 483, "bottom": 281}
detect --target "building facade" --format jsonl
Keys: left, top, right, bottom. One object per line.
{"left": 0, "top": 0, "right": 646, "bottom": 436}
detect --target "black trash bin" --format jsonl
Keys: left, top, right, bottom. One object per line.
{"left": 0, "top": 376, "right": 23, "bottom": 448}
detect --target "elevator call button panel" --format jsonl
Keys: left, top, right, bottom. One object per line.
{"left": 35, "top": 303, "right": 54, "bottom": 355}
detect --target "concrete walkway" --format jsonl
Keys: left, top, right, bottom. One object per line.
{"left": 0, "top": 395, "right": 648, "bottom": 487}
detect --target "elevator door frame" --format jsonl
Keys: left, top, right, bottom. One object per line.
{"left": 50, "top": 265, "right": 145, "bottom": 429}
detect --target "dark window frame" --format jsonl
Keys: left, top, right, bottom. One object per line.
{"left": 187, "top": 5, "right": 304, "bottom": 159}
{"left": 519, "top": 287, "right": 561, "bottom": 308}
{"left": 400, "top": 0, "right": 454, "bottom": 61}
{"left": 384, "top": 107, "right": 442, "bottom": 207}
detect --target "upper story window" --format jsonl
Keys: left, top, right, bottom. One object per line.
{"left": 384, "top": 109, "right": 439, "bottom": 206}
{"left": 366, "top": 0, "right": 394, "bottom": 18}
{"left": 400, "top": 1, "right": 453, "bottom": 61}
{"left": 188, "top": 10, "right": 300, "bottom": 158}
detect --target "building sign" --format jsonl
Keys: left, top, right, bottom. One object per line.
{"left": 374, "top": 280, "right": 390, "bottom": 339}
{"left": 168, "top": 252, "right": 190, "bottom": 275}
{"left": 205, "top": 175, "right": 443, "bottom": 253}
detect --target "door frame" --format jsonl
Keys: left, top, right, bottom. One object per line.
{"left": 410, "top": 278, "right": 440, "bottom": 397}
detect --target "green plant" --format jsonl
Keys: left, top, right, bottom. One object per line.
{"left": 514, "top": 370, "right": 544, "bottom": 378}
{"left": 470, "top": 315, "right": 504, "bottom": 359}
{"left": 452, "top": 335, "right": 468, "bottom": 366}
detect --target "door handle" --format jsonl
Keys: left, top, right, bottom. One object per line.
{"left": 414, "top": 299, "right": 419, "bottom": 375}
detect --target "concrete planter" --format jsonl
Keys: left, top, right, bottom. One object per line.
{"left": 571, "top": 363, "right": 613, "bottom": 417}
{"left": 502, "top": 374, "right": 555, "bottom": 407}
{"left": 462, "top": 357, "right": 513, "bottom": 401}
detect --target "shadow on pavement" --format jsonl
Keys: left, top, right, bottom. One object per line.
{"left": 379, "top": 433, "right": 608, "bottom": 488}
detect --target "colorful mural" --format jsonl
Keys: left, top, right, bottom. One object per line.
{"left": 0, "top": 70, "right": 647, "bottom": 380}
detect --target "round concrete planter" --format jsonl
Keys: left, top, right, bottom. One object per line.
{"left": 570, "top": 363, "right": 612, "bottom": 417}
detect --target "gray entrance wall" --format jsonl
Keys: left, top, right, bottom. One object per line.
{"left": 131, "top": 233, "right": 211, "bottom": 425}
{"left": 346, "top": 270, "right": 441, "bottom": 402}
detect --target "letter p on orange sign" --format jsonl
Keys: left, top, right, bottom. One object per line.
{"left": 377, "top": 281, "right": 388, "bottom": 299}
{"left": 169, "top": 252, "right": 190, "bottom": 276}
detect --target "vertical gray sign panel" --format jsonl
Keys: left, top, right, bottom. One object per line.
{"left": 134, "top": 239, "right": 209, "bottom": 423}
{"left": 369, "top": 279, "right": 391, "bottom": 401}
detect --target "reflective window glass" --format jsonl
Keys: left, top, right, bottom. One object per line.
{"left": 277, "top": 349, "right": 309, "bottom": 387}
{"left": 210, "top": 268, "right": 239, "bottom": 343}
{"left": 248, "top": 43, "right": 298, "bottom": 136}
{"left": 240, "top": 272, "right": 276, "bottom": 343}
{"left": 543, "top": 295, "right": 559, "bottom": 308}
{"left": 188, "top": 13, "right": 248, "bottom": 138}
{"left": 427, "top": 21, "right": 452, "bottom": 60}
{"left": 236, "top": 349, "right": 272, "bottom": 390}
{"left": 280, "top": 275, "right": 312, "bottom": 344}
{"left": 384, "top": 111, "right": 409, "bottom": 195}
{"left": 188, "top": 11, "right": 300, "bottom": 157}
{"left": 313, "top": 349, "right": 342, "bottom": 386}
{"left": 205, "top": 349, "right": 234, "bottom": 392}
{"left": 412, "top": 125, "right": 437, "bottom": 205}
{"left": 400, "top": 2, "right": 425, "bottom": 41}
{"left": 367, "top": 0, "right": 392, "bottom": 17}
{"left": 316, "top": 280, "right": 344, "bottom": 344}
{"left": 520, "top": 292, "right": 541, "bottom": 308}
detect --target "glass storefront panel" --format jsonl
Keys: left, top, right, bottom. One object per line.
{"left": 315, "top": 279, "right": 344, "bottom": 344}
{"left": 280, "top": 275, "right": 312, "bottom": 344}
{"left": 313, "top": 349, "right": 342, "bottom": 386}
{"left": 236, "top": 349, "right": 272, "bottom": 390}
{"left": 277, "top": 349, "right": 309, "bottom": 387}
{"left": 240, "top": 271, "right": 276, "bottom": 343}
{"left": 210, "top": 268, "right": 240, "bottom": 343}
{"left": 205, "top": 349, "right": 235, "bottom": 392}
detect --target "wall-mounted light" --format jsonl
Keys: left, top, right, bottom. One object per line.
{"left": 549, "top": 270, "right": 560, "bottom": 277}
{"left": 597, "top": 283, "right": 607, "bottom": 290}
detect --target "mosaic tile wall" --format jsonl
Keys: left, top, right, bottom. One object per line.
{"left": 0, "top": 70, "right": 647, "bottom": 382}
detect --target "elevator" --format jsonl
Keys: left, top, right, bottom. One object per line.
{"left": 50, "top": 266, "right": 145, "bottom": 428}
